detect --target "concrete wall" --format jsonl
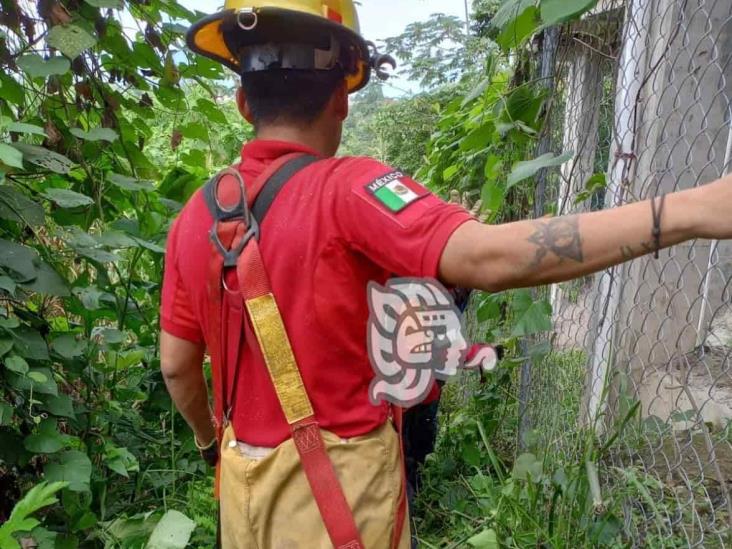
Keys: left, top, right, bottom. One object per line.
{"left": 578, "top": 0, "right": 732, "bottom": 425}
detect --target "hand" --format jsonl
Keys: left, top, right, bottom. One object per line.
{"left": 195, "top": 434, "right": 219, "bottom": 467}
{"left": 449, "top": 190, "right": 489, "bottom": 223}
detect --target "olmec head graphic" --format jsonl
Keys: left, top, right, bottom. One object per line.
{"left": 367, "top": 279, "right": 467, "bottom": 407}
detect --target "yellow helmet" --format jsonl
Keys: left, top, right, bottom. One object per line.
{"left": 187, "top": 0, "right": 379, "bottom": 93}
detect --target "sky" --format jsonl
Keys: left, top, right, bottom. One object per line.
{"left": 176, "top": 1, "right": 470, "bottom": 95}
{"left": 177, "top": 1, "right": 468, "bottom": 42}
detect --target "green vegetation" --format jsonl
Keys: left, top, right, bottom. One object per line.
{"left": 1, "top": 0, "right": 687, "bottom": 547}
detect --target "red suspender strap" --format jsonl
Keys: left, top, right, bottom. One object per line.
{"left": 206, "top": 154, "right": 365, "bottom": 549}
{"left": 391, "top": 405, "right": 408, "bottom": 549}
{"left": 238, "top": 241, "right": 364, "bottom": 549}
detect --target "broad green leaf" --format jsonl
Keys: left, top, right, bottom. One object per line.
{"left": 0, "top": 337, "right": 14, "bottom": 356}
{"left": 105, "top": 513, "right": 159, "bottom": 546}
{"left": 497, "top": 6, "right": 540, "bottom": 52}
{"left": 104, "top": 446, "right": 139, "bottom": 477}
{"left": 0, "top": 73, "right": 25, "bottom": 104}
{"left": 11, "top": 328, "right": 49, "bottom": 361}
{"left": 44, "top": 450, "right": 92, "bottom": 492}
{"left": 73, "top": 286, "right": 103, "bottom": 310}
{"left": 0, "top": 143, "right": 24, "bottom": 169}
{"left": 69, "top": 127, "right": 118, "bottom": 142}
{"left": 6, "top": 122, "right": 47, "bottom": 137}
{"left": 0, "top": 239, "right": 38, "bottom": 281}
{"left": 484, "top": 154, "right": 503, "bottom": 181}
{"left": 97, "top": 231, "right": 138, "bottom": 248}
{"left": 24, "top": 420, "right": 66, "bottom": 454}
{"left": 0, "top": 186, "right": 46, "bottom": 226}
{"left": 179, "top": 122, "right": 208, "bottom": 140}
{"left": 442, "top": 165, "right": 459, "bottom": 181}
{"left": 462, "top": 77, "right": 492, "bottom": 106}
{"left": 491, "top": 0, "right": 537, "bottom": 29}
{"left": 21, "top": 262, "right": 69, "bottom": 297}
{"left": 5, "top": 355, "right": 29, "bottom": 375}
{"left": 481, "top": 182, "right": 505, "bottom": 216}
{"left": 16, "top": 55, "right": 71, "bottom": 78}
{"left": 0, "top": 402, "right": 12, "bottom": 425}
{"left": 93, "top": 327, "right": 125, "bottom": 345}
{"left": 134, "top": 238, "right": 165, "bottom": 254}
{"left": 116, "top": 349, "right": 145, "bottom": 369}
{"left": 12, "top": 144, "right": 74, "bottom": 174}
{"left": 44, "top": 188, "right": 94, "bottom": 208}
{"left": 477, "top": 293, "right": 502, "bottom": 323}
{"left": 541, "top": 0, "right": 599, "bottom": 26}
{"left": 507, "top": 152, "right": 573, "bottom": 188}
{"left": 76, "top": 247, "right": 121, "bottom": 264}
{"left": 107, "top": 172, "right": 154, "bottom": 192}
{"left": 510, "top": 289, "right": 553, "bottom": 337}
{"left": 62, "top": 226, "right": 98, "bottom": 249}
{"left": 27, "top": 371, "right": 48, "bottom": 383}
{"left": 147, "top": 510, "right": 196, "bottom": 549}
{"left": 155, "top": 85, "right": 185, "bottom": 111}
{"left": 0, "top": 317, "right": 18, "bottom": 329}
{"left": 41, "top": 394, "right": 75, "bottom": 418}
{"left": 460, "top": 123, "right": 494, "bottom": 152}
{"left": 468, "top": 528, "right": 499, "bottom": 549}
{"left": 511, "top": 299, "right": 552, "bottom": 337}
{"left": 47, "top": 25, "right": 97, "bottom": 60}
{"left": 50, "top": 334, "right": 86, "bottom": 359}
{"left": 196, "top": 98, "right": 228, "bottom": 124}
{"left": 0, "top": 276, "right": 15, "bottom": 295}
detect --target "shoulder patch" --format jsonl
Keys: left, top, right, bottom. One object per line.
{"left": 364, "top": 171, "right": 429, "bottom": 213}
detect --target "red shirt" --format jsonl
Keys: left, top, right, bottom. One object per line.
{"left": 161, "top": 140, "right": 472, "bottom": 447}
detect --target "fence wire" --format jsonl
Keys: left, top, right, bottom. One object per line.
{"left": 515, "top": 0, "right": 732, "bottom": 546}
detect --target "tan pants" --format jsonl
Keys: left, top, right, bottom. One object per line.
{"left": 220, "top": 421, "right": 411, "bottom": 549}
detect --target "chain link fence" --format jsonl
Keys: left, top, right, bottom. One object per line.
{"left": 512, "top": 0, "right": 732, "bottom": 546}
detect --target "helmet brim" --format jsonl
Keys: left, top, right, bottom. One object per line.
{"left": 186, "top": 7, "right": 371, "bottom": 93}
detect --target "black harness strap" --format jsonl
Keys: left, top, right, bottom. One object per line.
{"left": 203, "top": 154, "right": 319, "bottom": 225}
{"left": 251, "top": 154, "right": 319, "bottom": 223}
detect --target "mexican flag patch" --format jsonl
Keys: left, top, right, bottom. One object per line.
{"left": 365, "top": 171, "right": 424, "bottom": 213}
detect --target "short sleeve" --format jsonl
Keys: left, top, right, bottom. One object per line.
{"left": 332, "top": 158, "right": 473, "bottom": 278}
{"left": 161, "top": 218, "right": 204, "bottom": 343}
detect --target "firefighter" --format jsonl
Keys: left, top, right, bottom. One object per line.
{"left": 160, "top": 2, "right": 732, "bottom": 548}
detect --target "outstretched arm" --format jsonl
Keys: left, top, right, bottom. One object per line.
{"left": 439, "top": 176, "right": 732, "bottom": 293}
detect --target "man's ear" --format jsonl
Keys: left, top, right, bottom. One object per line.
{"left": 332, "top": 80, "right": 349, "bottom": 121}
{"left": 236, "top": 87, "right": 255, "bottom": 125}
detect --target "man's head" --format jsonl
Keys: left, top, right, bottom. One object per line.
{"left": 235, "top": 68, "right": 349, "bottom": 156}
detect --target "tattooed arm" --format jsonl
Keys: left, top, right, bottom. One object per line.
{"left": 439, "top": 176, "right": 732, "bottom": 293}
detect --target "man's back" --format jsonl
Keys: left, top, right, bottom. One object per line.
{"left": 162, "top": 139, "right": 472, "bottom": 446}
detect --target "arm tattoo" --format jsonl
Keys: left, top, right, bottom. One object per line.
{"left": 620, "top": 241, "right": 654, "bottom": 261}
{"left": 527, "top": 216, "right": 584, "bottom": 267}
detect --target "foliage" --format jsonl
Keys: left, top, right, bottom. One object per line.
{"left": 0, "top": 0, "right": 245, "bottom": 543}
{"left": 0, "top": 0, "right": 639, "bottom": 546}
{"left": 414, "top": 351, "right": 633, "bottom": 548}
{"left": 341, "top": 83, "right": 456, "bottom": 176}
{"left": 0, "top": 481, "right": 67, "bottom": 548}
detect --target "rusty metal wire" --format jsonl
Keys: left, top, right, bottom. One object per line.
{"left": 516, "top": 0, "right": 732, "bottom": 546}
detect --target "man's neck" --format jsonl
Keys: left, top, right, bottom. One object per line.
{"left": 255, "top": 124, "right": 337, "bottom": 157}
